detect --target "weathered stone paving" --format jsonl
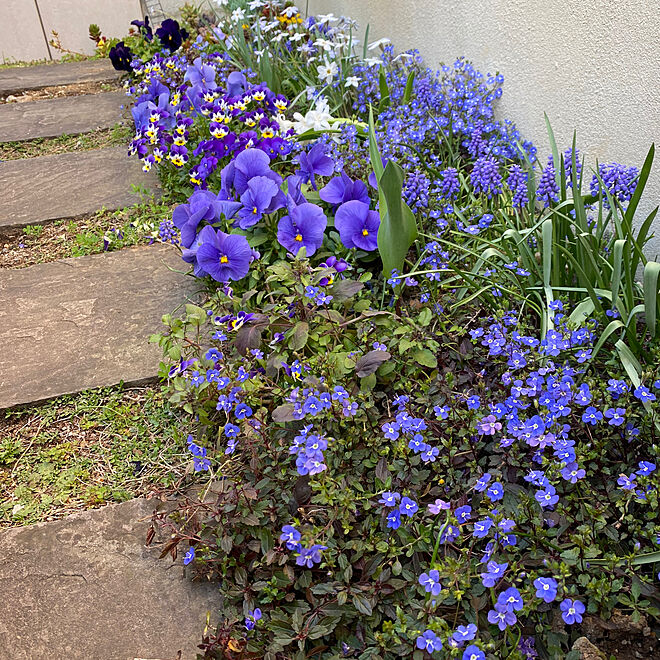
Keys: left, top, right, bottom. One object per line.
{"left": 0, "top": 498, "right": 219, "bottom": 659}
{"left": 0, "top": 59, "right": 119, "bottom": 97}
{"left": 0, "top": 147, "right": 160, "bottom": 230}
{"left": 0, "top": 245, "right": 198, "bottom": 409}
{"left": 0, "top": 91, "right": 126, "bottom": 142}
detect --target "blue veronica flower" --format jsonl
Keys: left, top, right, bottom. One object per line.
{"left": 534, "top": 577, "right": 558, "bottom": 603}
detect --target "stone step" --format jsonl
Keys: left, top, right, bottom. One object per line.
{"left": 0, "top": 91, "right": 126, "bottom": 143}
{"left": 0, "top": 60, "right": 119, "bottom": 97}
{"left": 0, "top": 147, "right": 159, "bottom": 231}
{"left": 0, "top": 244, "right": 198, "bottom": 410}
{"left": 0, "top": 498, "right": 219, "bottom": 659}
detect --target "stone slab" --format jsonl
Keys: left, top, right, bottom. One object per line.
{"left": 0, "top": 91, "right": 126, "bottom": 142}
{"left": 0, "top": 244, "right": 199, "bottom": 409}
{"left": 0, "top": 147, "right": 160, "bottom": 230}
{"left": 0, "top": 60, "right": 119, "bottom": 97}
{"left": 0, "top": 498, "right": 219, "bottom": 659}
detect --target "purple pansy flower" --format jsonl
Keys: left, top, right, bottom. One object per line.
{"left": 237, "top": 176, "right": 284, "bottom": 229}
{"left": 221, "top": 148, "right": 282, "bottom": 197}
{"left": 172, "top": 189, "right": 240, "bottom": 248}
{"left": 319, "top": 171, "right": 370, "bottom": 206}
{"left": 295, "top": 143, "right": 334, "bottom": 190}
{"left": 196, "top": 226, "right": 252, "bottom": 282}
{"left": 334, "top": 200, "right": 380, "bottom": 251}
{"left": 277, "top": 203, "right": 327, "bottom": 256}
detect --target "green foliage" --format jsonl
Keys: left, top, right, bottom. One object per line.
{"left": 369, "top": 110, "right": 418, "bottom": 280}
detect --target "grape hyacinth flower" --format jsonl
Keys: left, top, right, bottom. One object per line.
{"left": 470, "top": 156, "right": 503, "bottom": 198}
{"left": 536, "top": 155, "right": 559, "bottom": 207}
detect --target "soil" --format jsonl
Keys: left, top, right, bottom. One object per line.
{"left": 0, "top": 80, "right": 119, "bottom": 104}
{"left": 577, "top": 612, "right": 659, "bottom": 659}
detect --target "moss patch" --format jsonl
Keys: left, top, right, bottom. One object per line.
{"left": 0, "top": 122, "right": 131, "bottom": 160}
{"left": 0, "top": 386, "right": 189, "bottom": 527}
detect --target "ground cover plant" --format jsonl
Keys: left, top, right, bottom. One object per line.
{"left": 110, "top": 2, "right": 659, "bottom": 658}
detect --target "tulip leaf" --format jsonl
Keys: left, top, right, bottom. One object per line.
{"left": 376, "top": 160, "right": 418, "bottom": 279}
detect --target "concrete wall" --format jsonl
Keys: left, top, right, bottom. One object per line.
{"left": 308, "top": 0, "right": 660, "bottom": 257}
{"left": 0, "top": 0, "right": 142, "bottom": 63}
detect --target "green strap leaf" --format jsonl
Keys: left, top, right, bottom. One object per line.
{"left": 377, "top": 160, "right": 418, "bottom": 278}
{"left": 643, "top": 261, "right": 660, "bottom": 337}
{"left": 402, "top": 70, "right": 416, "bottom": 105}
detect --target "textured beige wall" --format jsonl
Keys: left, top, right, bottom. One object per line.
{"left": 38, "top": 0, "right": 143, "bottom": 57}
{"left": 0, "top": 0, "right": 51, "bottom": 63}
{"left": 309, "top": 0, "right": 660, "bottom": 257}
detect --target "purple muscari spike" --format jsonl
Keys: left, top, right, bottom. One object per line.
{"left": 237, "top": 176, "right": 284, "bottom": 229}
{"left": 471, "top": 155, "right": 503, "bottom": 198}
{"left": 295, "top": 144, "right": 334, "bottom": 190}
{"left": 537, "top": 155, "right": 559, "bottom": 207}
{"left": 277, "top": 203, "right": 327, "bottom": 257}
{"left": 319, "top": 171, "right": 370, "bottom": 206}
{"left": 196, "top": 226, "right": 252, "bottom": 282}
{"left": 507, "top": 164, "right": 529, "bottom": 207}
{"left": 334, "top": 200, "right": 380, "bottom": 251}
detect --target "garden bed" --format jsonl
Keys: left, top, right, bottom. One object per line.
{"left": 94, "top": 3, "right": 660, "bottom": 658}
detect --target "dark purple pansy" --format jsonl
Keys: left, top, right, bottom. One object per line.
{"left": 155, "top": 18, "right": 188, "bottom": 52}
{"left": 295, "top": 144, "right": 334, "bottom": 190}
{"left": 130, "top": 16, "right": 153, "bottom": 41}
{"left": 108, "top": 41, "right": 134, "bottom": 72}
{"left": 277, "top": 203, "right": 327, "bottom": 257}
{"left": 172, "top": 190, "right": 241, "bottom": 248}
{"left": 196, "top": 226, "right": 252, "bottom": 282}
{"left": 334, "top": 200, "right": 380, "bottom": 251}
{"left": 237, "top": 176, "right": 283, "bottom": 229}
{"left": 319, "top": 171, "right": 370, "bottom": 206}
